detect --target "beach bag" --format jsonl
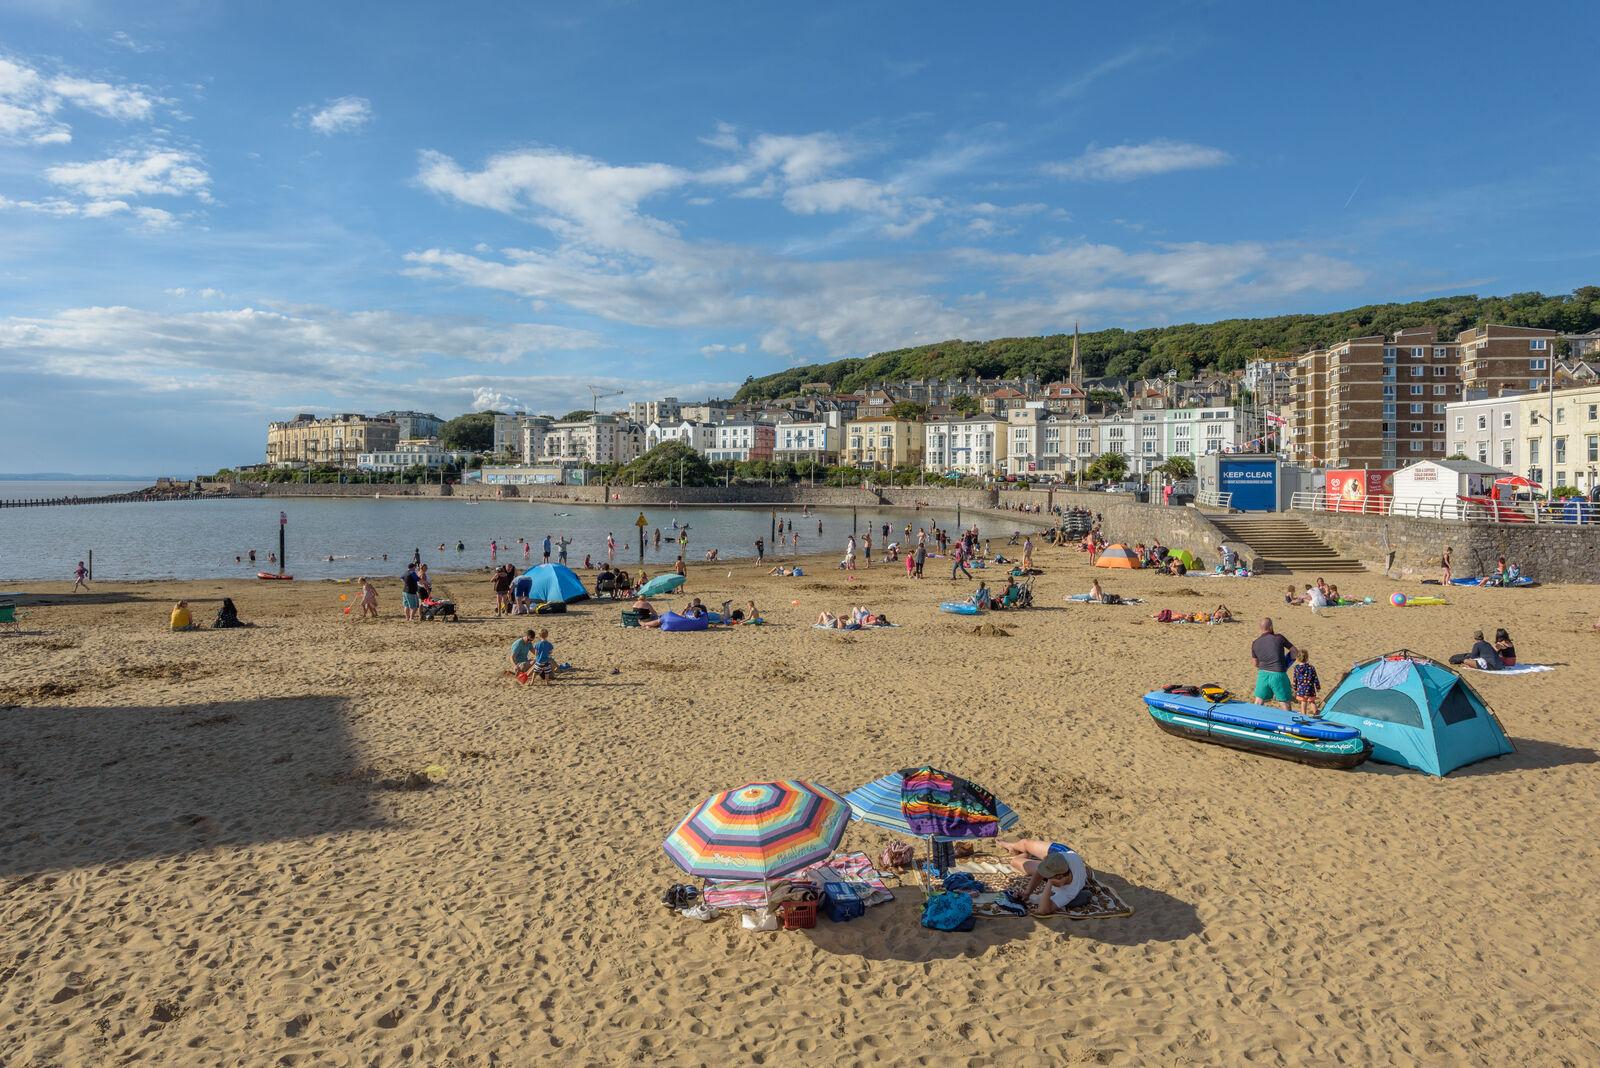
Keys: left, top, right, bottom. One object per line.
{"left": 920, "top": 892, "right": 976, "bottom": 932}
{"left": 1200, "top": 684, "right": 1232, "bottom": 704}
{"left": 1103, "top": 593, "right": 1124, "bottom": 605}
{"left": 1162, "top": 684, "right": 1201, "bottom": 696}
{"left": 879, "top": 843, "right": 915, "bottom": 871}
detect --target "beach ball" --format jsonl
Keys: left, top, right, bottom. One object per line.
{"left": 1391, "top": 592, "right": 1407, "bottom": 607}
{"left": 339, "top": 594, "right": 348, "bottom": 601}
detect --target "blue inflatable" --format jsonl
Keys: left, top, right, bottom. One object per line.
{"left": 517, "top": 563, "right": 589, "bottom": 603}
{"left": 939, "top": 602, "right": 980, "bottom": 615}
{"left": 658, "top": 611, "right": 708, "bottom": 632}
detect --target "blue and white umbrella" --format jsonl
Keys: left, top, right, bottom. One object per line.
{"left": 843, "top": 771, "right": 1021, "bottom": 843}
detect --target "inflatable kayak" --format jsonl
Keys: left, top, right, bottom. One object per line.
{"left": 257, "top": 572, "right": 293, "bottom": 581}
{"left": 1141, "top": 690, "right": 1371, "bottom": 769}
{"left": 939, "top": 602, "right": 980, "bottom": 615}
{"left": 1450, "top": 576, "right": 1539, "bottom": 588}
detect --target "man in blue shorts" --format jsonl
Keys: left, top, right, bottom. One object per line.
{"left": 1250, "top": 617, "right": 1298, "bottom": 710}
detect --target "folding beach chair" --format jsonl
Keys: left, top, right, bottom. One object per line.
{"left": 0, "top": 600, "right": 19, "bottom": 635}
{"left": 620, "top": 609, "right": 641, "bottom": 628}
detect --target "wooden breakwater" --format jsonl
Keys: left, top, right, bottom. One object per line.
{"left": 0, "top": 489, "right": 202, "bottom": 509}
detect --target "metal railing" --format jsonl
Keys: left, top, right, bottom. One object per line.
{"left": 1195, "top": 490, "right": 1233, "bottom": 509}
{"left": 1289, "top": 490, "right": 1600, "bottom": 525}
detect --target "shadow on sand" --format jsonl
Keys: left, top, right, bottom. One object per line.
{"left": 804, "top": 871, "right": 1203, "bottom": 961}
{"left": 2, "top": 590, "right": 165, "bottom": 608}
{"left": 0, "top": 695, "right": 385, "bottom": 878}
{"left": 1453, "top": 736, "right": 1599, "bottom": 777}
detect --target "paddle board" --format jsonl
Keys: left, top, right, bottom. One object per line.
{"left": 1142, "top": 692, "right": 1361, "bottom": 742}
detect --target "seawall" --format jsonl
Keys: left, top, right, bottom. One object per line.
{"left": 1294, "top": 509, "right": 1600, "bottom": 584}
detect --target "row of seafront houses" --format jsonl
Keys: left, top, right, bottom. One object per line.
{"left": 262, "top": 386, "right": 1265, "bottom": 485}
{"left": 257, "top": 323, "right": 1600, "bottom": 494}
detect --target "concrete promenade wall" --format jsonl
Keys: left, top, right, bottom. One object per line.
{"left": 1295, "top": 510, "right": 1600, "bottom": 584}
{"left": 1046, "top": 490, "right": 1240, "bottom": 570}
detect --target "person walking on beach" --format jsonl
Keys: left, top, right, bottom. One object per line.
{"left": 492, "top": 564, "right": 513, "bottom": 614}
{"left": 607, "top": 531, "right": 616, "bottom": 564}
{"left": 844, "top": 535, "right": 856, "bottom": 571}
{"left": 914, "top": 541, "right": 926, "bottom": 578}
{"left": 1250, "top": 618, "right": 1298, "bottom": 711}
{"left": 755, "top": 536, "right": 765, "bottom": 563}
{"left": 73, "top": 560, "right": 90, "bottom": 592}
{"left": 402, "top": 564, "right": 422, "bottom": 623}
{"left": 950, "top": 542, "right": 972, "bottom": 580}
{"left": 1441, "top": 544, "right": 1453, "bottom": 585}
{"left": 359, "top": 577, "right": 379, "bottom": 620}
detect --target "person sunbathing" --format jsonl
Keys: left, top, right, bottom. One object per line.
{"left": 998, "top": 839, "right": 1092, "bottom": 915}
{"left": 1087, "top": 579, "right": 1105, "bottom": 603}
{"left": 681, "top": 597, "right": 708, "bottom": 619}
{"left": 817, "top": 610, "right": 844, "bottom": 628}
{"left": 769, "top": 565, "right": 793, "bottom": 576}
{"left": 1211, "top": 604, "right": 1234, "bottom": 623}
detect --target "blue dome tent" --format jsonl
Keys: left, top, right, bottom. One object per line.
{"left": 513, "top": 563, "right": 590, "bottom": 604}
{"left": 1319, "top": 651, "right": 1513, "bottom": 776}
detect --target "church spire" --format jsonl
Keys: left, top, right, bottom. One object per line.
{"left": 1070, "top": 322, "right": 1082, "bottom": 384}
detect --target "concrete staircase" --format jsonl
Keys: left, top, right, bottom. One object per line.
{"left": 1205, "top": 514, "right": 1366, "bottom": 575}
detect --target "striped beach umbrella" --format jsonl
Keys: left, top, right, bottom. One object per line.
{"left": 663, "top": 780, "right": 851, "bottom": 881}
{"left": 843, "top": 771, "right": 1020, "bottom": 842}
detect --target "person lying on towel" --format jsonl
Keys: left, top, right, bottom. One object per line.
{"left": 999, "top": 839, "right": 1093, "bottom": 915}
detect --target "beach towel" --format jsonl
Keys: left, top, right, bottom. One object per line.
{"left": 1472, "top": 663, "right": 1553, "bottom": 675}
{"left": 813, "top": 622, "right": 899, "bottom": 631}
{"left": 970, "top": 875, "right": 1133, "bottom": 921}
{"left": 1066, "top": 594, "right": 1144, "bottom": 605}
{"left": 701, "top": 878, "right": 814, "bottom": 911}
{"left": 796, "top": 851, "right": 894, "bottom": 907}
{"left": 900, "top": 766, "right": 1000, "bottom": 838}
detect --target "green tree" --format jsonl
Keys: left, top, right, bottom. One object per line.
{"left": 888, "top": 400, "right": 929, "bottom": 421}
{"left": 948, "top": 393, "right": 980, "bottom": 417}
{"left": 617, "top": 441, "right": 716, "bottom": 485}
{"left": 1087, "top": 389, "right": 1125, "bottom": 414}
{"left": 439, "top": 412, "right": 498, "bottom": 451}
{"left": 560, "top": 409, "right": 596, "bottom": 422}
{"left": 1087, "top": 452, "right": 1129, "bottom": 483}
{"left": 1156, "top": 456, "right": 1196, "bottom": 481}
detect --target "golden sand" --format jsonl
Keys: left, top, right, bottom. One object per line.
{"left": 3, "top": 534, "right": 1599, "bottom": 1065}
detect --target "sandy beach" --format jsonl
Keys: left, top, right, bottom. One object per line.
{"left": 3, "top": 529, "right": 1599, "bottom": 1066}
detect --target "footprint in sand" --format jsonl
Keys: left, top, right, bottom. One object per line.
{"left": 284, "top": 1012, "right": 313, "bottom": 1038}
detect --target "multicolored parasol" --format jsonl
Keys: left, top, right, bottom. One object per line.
{"left": 663, "top": 780, "right": 851, "bottom": 881}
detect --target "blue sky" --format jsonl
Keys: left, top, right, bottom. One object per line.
{"left": 1, "top": 1, "right": 1595, "bottom": 474}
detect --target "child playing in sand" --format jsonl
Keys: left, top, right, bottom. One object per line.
{"left": 510, "top": 629, "right": 536, "bottom": 674}
{"left": 998, "top": 839, "right": 1092, "bottom": 915}
{"left": 530, "top": 628, "right": 555, "bottom": 683}
{"left": 359, "top": 578, "right": 378, "bottom": 619}
{"left": 1292, "top": 649, "right": 1321, "bottom": 716}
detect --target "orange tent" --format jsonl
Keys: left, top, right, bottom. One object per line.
{"left": 1094, "top": 543, "right": 1142, "bottom": 569}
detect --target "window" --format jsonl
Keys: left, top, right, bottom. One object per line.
{"left": 1434, "top": 347, "right": 1449, "bottom": 358}
{"left": 1530, "top": 338, "right": 1547, "bottom": 351}
{"left": 1530, "top": 466, "right": 1544, "bottom": 483}
{"left": 1433, "top": 404, "right": 1447, "bottom": 414}
{"left": 1557, "top": 471, "right": 1568, "bottom": 487}
{"left": 1410, "top": 403, "right": 1424, "bottom": 414}
{"left": 1410, "top": 422, "right": 1423, "bottom": 433}
{"left": 1555, "top": 437, "right": 1567, "bottom": 464}
{"left": 1431, "top": 384, "right": 1446, "bottom": 396}
{"left": 1433, "top": 423, "right": 1445, "bottom": 433}
{"left": 1590, "top": 405, "right": 1598, "bottom": 421}
{"left": 1502, "top": 442, "right": 1514, "bottom": 466}
{"left": 1409, "top": 366, "right": 1424, "bottom": 377}
{"left": 1383, "top": 346, "right": 1397, "bottom": 359}
{"left": 1455, "top": 416, "right": 1465, "bottom": 431}
{"left": 1409, "top": 441, "right": 1424, "bottom": 452}
{"left": 1557, "top": 407, "right": 1565, "bottom": 423}
{"left": 1476, "top": 415, "right": 1488, "bottom": 430}
{"left": 1410, "top": 385, "right": 1424, "bottom": 395}
{"left": 1589, "top": 435, "right": 1599, "bottom": 463}
{"left": 1503, "top": 412, "right": 1513, "bottom": 427}
{"left": 1530, "top": 380, "right": 1543, "bottom": 389}
{"left": 1433, "top": 366, "right": 1449, "bottom": 377}
{"left": 1531, "top": 359, "right": 1548, "bottom": 371}
{"left": 1477, "top": 443, "right": 1489, "bottom": 463}
{"left": 1412, "top": 347, "right": 1425, "bottom": 358}
{"left": 1529, "top": 438, "right": 1541, "bottom": 464}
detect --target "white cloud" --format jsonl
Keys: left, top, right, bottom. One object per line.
{"left": 471, "top": 387, "right": 523, "bottom": 412}
{"left": 0, "top": 305, "right": 605, "bottom": 401}
{"left": 108, "top": 31, "right": 158, "bottom": 54}
{"left": 0, "top": 193, "right": 135, "bottom": 219}
{"left": 1045, "top": 45, "right": 1162, "bottom": 102}
{"left": 44, "top": 148, "right": 211, "bottom": 200}
{"left": 407, "top": 139, "right": 1365, "bottom": 367}
{"left": 0, "top": 54, "right": 159, "bottom": 144}
{"left": 1045, "top": 140, "right": 1232, "bottom": 182}
{"left": 134, "top": 206, "right": 177, "bottom": 230}
{"left": 700, "top": 129, "right": 853, "bottom": 188}
{"left": 47, "top": 76, "right": 154, "bottom": 121}
{"left": 699, "top": 342, "right": 747, "bottom": 358}
{"left": 297, "top": 96, "right": 373, "bottom": 135}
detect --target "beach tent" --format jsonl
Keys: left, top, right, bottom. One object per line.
{"left": 1167, "top": 549, "right": 1199, "bottom": 570}
{"left": 1095, "top": 544, "right": 1142, "bottom": 569}
{"left": 1320, "top": 651, "right": 1513, "bottom": 776}
{"left": 638, "top": 573, "right": 685, "bottom": 598}
{"left": 515, "top": 563, "right": 589, "bottom": 603}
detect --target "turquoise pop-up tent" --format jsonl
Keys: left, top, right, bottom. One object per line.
{"left": 514, "top": 563, "right": 589, "bottom": 603}
{"left": 1320, "top": 651, "right": 1513, "bottom": 776}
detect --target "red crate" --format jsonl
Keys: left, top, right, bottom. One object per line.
{"left": 777, "top": 900, "right": 818, "bottom": 930}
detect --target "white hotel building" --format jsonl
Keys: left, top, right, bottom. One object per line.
{"left": 923, "top": 416, "right": 1007, "bottom": 476}
{"left": 999, "top": 405, "right": 1253, "bottom": 477}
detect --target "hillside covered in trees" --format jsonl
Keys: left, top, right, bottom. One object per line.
{"left": 734, "top": 288, "right": 1600, "bottom": 402}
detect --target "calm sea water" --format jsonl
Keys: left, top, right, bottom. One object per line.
{"left": 0, "top": 480, "right": 148, "bottom": 502}
{"left": 0, "top": 493, "right": 979, "bottom": 582}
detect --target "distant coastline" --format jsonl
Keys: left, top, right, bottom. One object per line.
{"left": 0, "top": 473, "right": 154, "bottom": 482}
